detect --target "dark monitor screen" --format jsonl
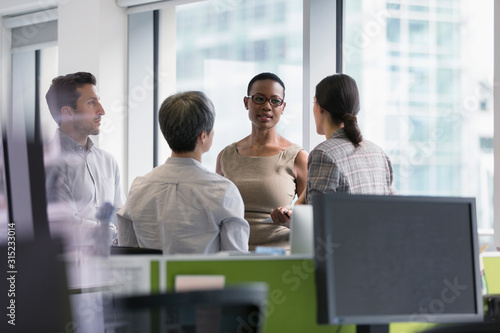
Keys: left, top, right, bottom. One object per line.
{"left": 313, "top": 193, "right": 483, "bottom": 327}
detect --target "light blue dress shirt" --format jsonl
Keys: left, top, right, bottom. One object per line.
{"left": 45, "top": 130, "right": 125, "bottom": 243}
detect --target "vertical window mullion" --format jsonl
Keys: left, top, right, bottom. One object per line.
{"left": 153, "top": 10, "right": 159, "bottom": 168}
{"left": 336, "top": 0, "right": 344, "bottom": 73}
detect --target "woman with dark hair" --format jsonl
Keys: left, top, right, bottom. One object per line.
{"left": 300, "top": 73, "right": 396, "bottom": 204}
{"left": 216, "top": 72, "right": 308, "bottom": 250}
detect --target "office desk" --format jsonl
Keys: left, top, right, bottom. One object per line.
{"left": 82, "top": 253, "right": 437, "bottom": 333}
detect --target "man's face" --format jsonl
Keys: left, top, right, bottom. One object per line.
{"left": 70, "top": 84, "right": 105, "bottom": 136}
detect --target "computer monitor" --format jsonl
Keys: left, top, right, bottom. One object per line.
{"left": 312, "top": 193, "right": 483, "bottom": 333}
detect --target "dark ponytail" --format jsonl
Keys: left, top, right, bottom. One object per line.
{"left": 315, "top": 74, "right": 363, "bottom": 147}
{"left": 342, "top": 113, "right": 363, "bottom": 147}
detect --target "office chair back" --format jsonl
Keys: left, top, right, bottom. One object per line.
{"left": 107, "top": 282, "right": 269, "bottom": 333}
{"left": 110, "top": 245, "right": 163, "bottom": 255}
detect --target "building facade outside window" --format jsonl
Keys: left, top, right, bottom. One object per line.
{"left": 345, "top": 0, "right": 494, "bottom": 249}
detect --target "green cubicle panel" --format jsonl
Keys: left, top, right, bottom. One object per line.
{"left": 163, "top": 257, "right": 436, "bottom": 333}
{"left": 151, "top": 260, "right": 160, "bottom": 293}
{"left": 482, "top": 254, "right": 500, "bottom": 294}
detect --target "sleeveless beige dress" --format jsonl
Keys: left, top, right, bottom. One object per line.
{"left": 219, "top": 143, "right": 303, "bottom": 250}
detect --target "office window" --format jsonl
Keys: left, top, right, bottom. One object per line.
{"left": 387, "top": 69, "right": 402, "bottom": 94}
{"left": 254, "top": 40, "right": 269, "bottom": 61}
{"left": 436, "top": 68, "right": 457, "bottom": 95}
{"left": 480, "top": 137, "right": 494, "bottom": 152}
{"left": 274, "top": 1, "right": 287, "bottom": 22}
{"left": 408, "top": 166, "right": 430, "bottom": 194}
{"left": 345, "top": 0, "right": 494, "bottom": 249}
{"left": 384, "top": 115, "right": 400, "bottom": 141}
{"left": 386, "top": 18, "right": 400, "bottom": 43}
{"left": 409, "top": 52, "right": 428, "bottom": 59}
{"left": 409, "top": 5, "right": 429, "bottom": 13}
{"left": 387, "top": 3, "right": 400, "bottom": 10}
{"left": 217, "top": 11, "right": 230, "bottom": 31}
{"left": 409, "top": 20, "right": 429, "bottom": 45}
{"left": 158, "top": 0, "right": 303, "bottom": 170}
{"left": 435, "top": 165, "right": 461, "bottom": 194}
{"left": 437, "top": 22, "right": 459, "bottom": 48}
{"left": 437, "top": 0, "right": 459, "bottom": 7}
{"left": 408, "top": 116, "right": 429, "bottom": 142}
{"left": 435, "top": 116, "right": 459, "bottom": 144}
{"left": 254, "top": 3, "right": 268, "bottom": 22}
{"left": 409, "top": 67, "right": 430, "bottom": 94}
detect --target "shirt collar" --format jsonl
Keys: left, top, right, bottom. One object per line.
{"left": 328, "top": 127, "right": 346, "bottom": 140}
{"left": 165, "top": 157, "right": 204, "bottom": 168}
{"left": 57, "top": 129, "right": 94, "bottom": 153}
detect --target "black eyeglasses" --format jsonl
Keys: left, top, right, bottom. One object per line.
{"left": 247, "top": 95, "right": 284, "bottom": 107}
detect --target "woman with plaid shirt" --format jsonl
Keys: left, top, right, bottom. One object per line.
{"left": 297, "top": 74, "right": 397, "bottom": 205}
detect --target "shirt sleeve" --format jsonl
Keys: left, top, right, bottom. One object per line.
{"left": 219, "top": 183, "right": 250, "bottom": 253}
{"left": 306, "top": 149, "right": 340, "bottom": 204}
{"left": 113, "top": 160, "right": 126, "bottom": 210}
{"left": 117, "top": 205, "right": 139, "bottom": 247}
{"left": 386, "top": 155, "right": 398, "bottom": 195}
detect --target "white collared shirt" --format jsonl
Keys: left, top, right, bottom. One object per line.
{"left": 117, "top": 157, "right": 250, "bottom": 254}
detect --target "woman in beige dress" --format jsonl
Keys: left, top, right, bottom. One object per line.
{"left": 216, "top": 72, "right": 308, "bottom": 250}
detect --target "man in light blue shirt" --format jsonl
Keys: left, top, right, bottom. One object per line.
{"left": 117, "top": 91, "right": 250, "bottom": 254}
{"left": 45, "top": 72, "right": 125, "bottom": 244}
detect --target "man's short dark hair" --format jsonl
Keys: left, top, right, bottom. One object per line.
{"left": 45, "top": 72, "right": 96, "bottom": 125}
{"left": 247, "top": 72, "right": 285, "bottom": 97}
{"left": 158, "top": 91, "right": 215, "bottom": 153}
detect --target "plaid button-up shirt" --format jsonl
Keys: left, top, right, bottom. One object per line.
{"left": 306, "top": 128, "right": 397, "bottom": 204}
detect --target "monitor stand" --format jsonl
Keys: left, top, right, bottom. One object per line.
{"left": 357, "top": 324, "right": 390, "bottom": 333}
